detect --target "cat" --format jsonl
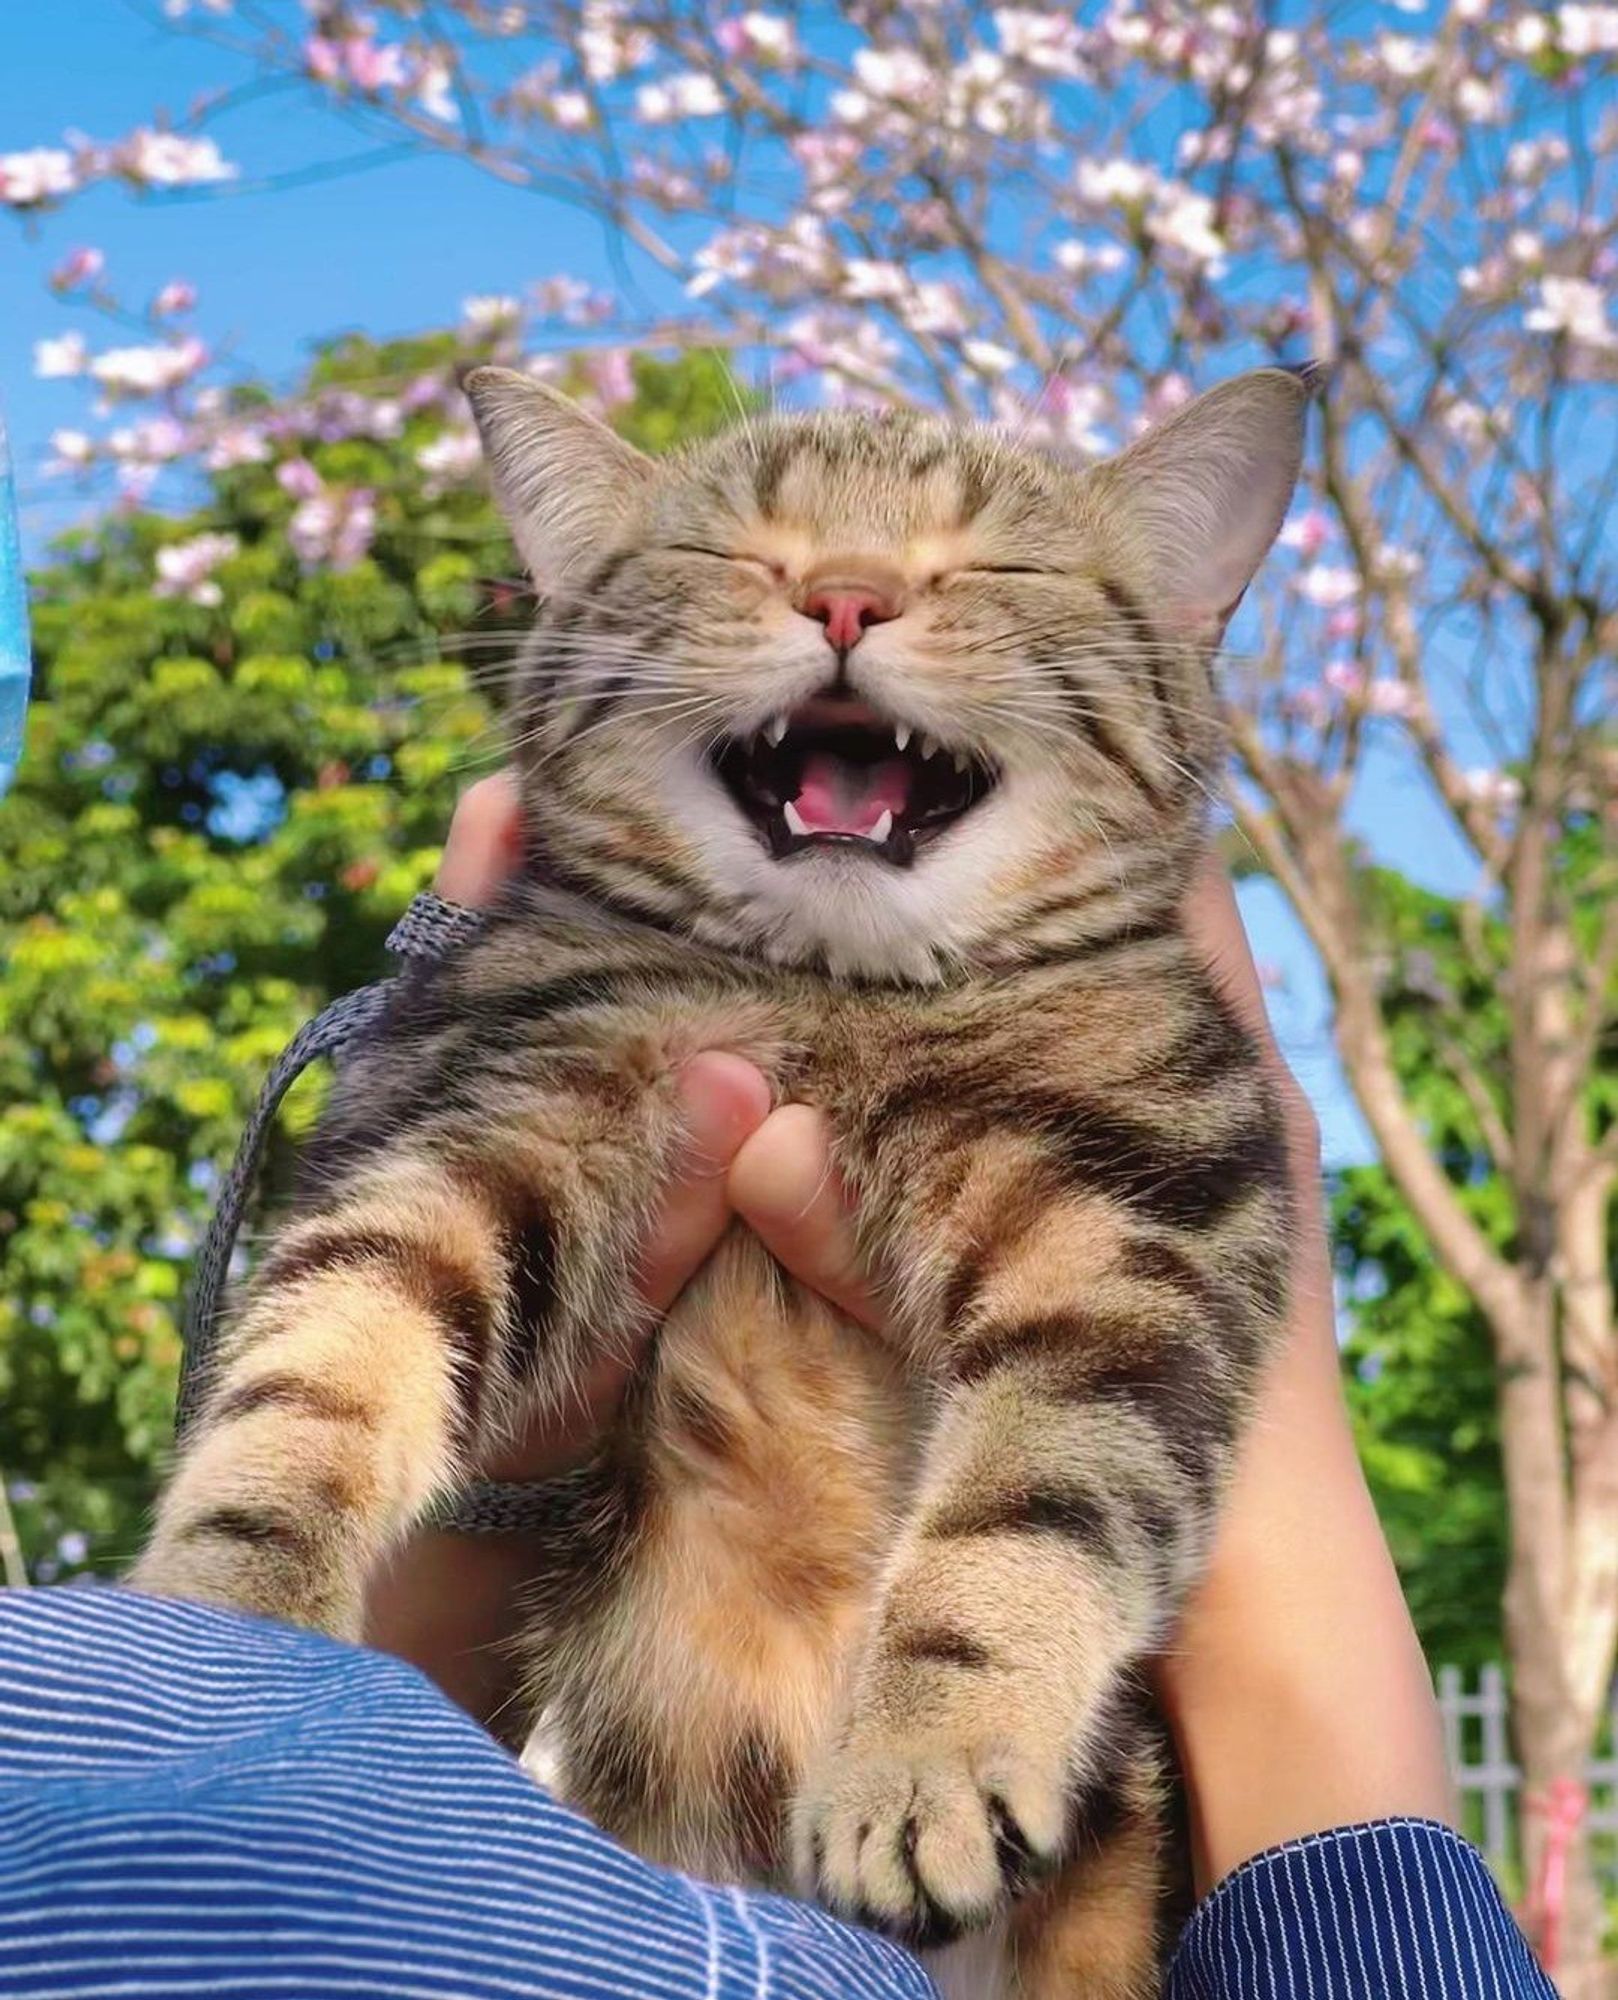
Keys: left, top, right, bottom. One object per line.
{"left": 134, "top": 361, "right": 1309, "bottom": 1999}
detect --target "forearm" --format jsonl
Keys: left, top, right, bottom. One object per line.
{"left": 365, "top": 1529, "right": 543, "bottom": 1740}
{"left": 1155, "top": 1200, "right": 1454, "bottom": 1894}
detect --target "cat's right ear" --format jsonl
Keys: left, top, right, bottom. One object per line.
{"left": 463, "top": 366, "right": 653, "bottom": 589}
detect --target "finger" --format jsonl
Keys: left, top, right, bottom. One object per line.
{"left": 1184, "top": 854, "right": 1322, "bottom": 1171}
{"left": 435, "top": 771, "right": 525, "bottom": 907}
{"left": 729, "top": 1104, "right": 884, "bottom": 1331}
{"left": 634, "top": 1052, "right": 774, "bottom": 1315}
{"left": 480, "top": 1053, "right": 771, "bottom": 1480}
{"left": 1181, "top": 854, "right": 1271, "bottom": 1036}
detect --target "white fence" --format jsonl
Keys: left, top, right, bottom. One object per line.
{"left": 1438, "top": 1664, "right": 1618, "bottom": 1890}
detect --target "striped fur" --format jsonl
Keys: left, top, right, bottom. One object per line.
{"left": 137, "top": 368, "right": 1310, "bottom": 1998}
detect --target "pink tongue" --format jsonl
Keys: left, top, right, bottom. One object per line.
{"left": 792, "top": 753, "right": 912, "bottom": 835}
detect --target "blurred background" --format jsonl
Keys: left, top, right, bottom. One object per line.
{"left": 1, "top": 0, "right": 1614, "bottom": 1984}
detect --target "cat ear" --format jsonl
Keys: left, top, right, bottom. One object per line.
{"left": 1095, "top": 366, "right": 1317, "bottom": 640}
{"left": 463, "top": 366, "right": 654, "bottom": 589}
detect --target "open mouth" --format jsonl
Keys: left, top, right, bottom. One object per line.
{"left": 711, "top": 695, "right": 997, "bottom": 868}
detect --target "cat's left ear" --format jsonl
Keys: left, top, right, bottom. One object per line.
{"left": 1093, "top": 366, "right": 1317, "bottom": 642}
{"left": 463, "top": 366, "right": 654, "bottom": 589}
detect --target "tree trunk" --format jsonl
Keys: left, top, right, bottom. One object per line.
{"left": 1497, "top": 1280, "right": 1610, "bottom": 1998}
{"left": 1515, "top": 1694, "right": 1606, "bottom": 2000}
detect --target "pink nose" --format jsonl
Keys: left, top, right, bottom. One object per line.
{"left": 800, "top": 583, "right": 902, "bottom": 653}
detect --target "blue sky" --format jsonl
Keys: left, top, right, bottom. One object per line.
{"left": 2, "top": 1, "right": 1507, "bottom": 1170}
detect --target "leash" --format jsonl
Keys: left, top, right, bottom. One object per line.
{"left": 176, "top": 888, "right": 564, "bottom": 1533}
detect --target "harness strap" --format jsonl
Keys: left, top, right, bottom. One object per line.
{"left": 179, "top": 889, "right": 565, "bottom": 1533}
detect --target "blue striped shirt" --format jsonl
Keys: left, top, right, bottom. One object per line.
{"left": 0, "top": 1588, "right": 1555, "bottom": 1998}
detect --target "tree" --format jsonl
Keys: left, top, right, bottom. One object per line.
{"left": 1333, "top": 863, "right": 1525, "bottom": 1677}
{"left": 7, "top": 2, "right": 1617, "bottom": 1978}
{"left": 0, "top": 328, "right": 740, "bottom": 1585}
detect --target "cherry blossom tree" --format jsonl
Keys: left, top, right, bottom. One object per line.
{"left": 7, "top": 0, "right": 1617, "bottom": 1981}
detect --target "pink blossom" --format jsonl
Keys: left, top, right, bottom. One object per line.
{"left": 549, "top": 91, "right": 593, "bottom": 131}
{"left": 1280, "top": 509, "right": 1333, "bottom": 559}
{"left": 154, "top": 529, "right": 238, "bottom": 605}
{"left": 1323, "top": 660, "right": 1363, "bottom": 697}
{"left": 343, "top": 37, "right": 409, "bottom": 94}
{"left": 304, "top": 35, "right": 342, "bottom": 82}
{"left": 202, "top": 422, "right": 271, "bottom": 470}
{"left": 119, "top": 129, "right": 235, "bottom": 187}
{"left": 50, "top": 246, "right": 104, "bottom": 291}
{"left": 47, "top": 430, "right": 96, "bottom": 469}
{"left": 1364, "top": 679, "right": 1417, "bottom": 719}
{"left": 842, "top": 259, "right": 907, "bottom": 303}
{"left": 462, "top": 294, "right": 522, "bottom": 332}
{"left": 1462, "top": 769, "right": 1523, "bottom": 811}
{"left": 1300, "top": 565, "right": 1360, "bottom": 610}
{"left": 994, "top": 9, "right": 1089, "bottom": 76}
{"left": 1525, "top": 277, "right": 1616, "bottom": 350}
{"left": 963, "top": 338, "right": 1017, "bottom": 376}
{"left": 1557, "top": 5, "right": 1618, "bottom": 55}
{"left": 152, "top": 279, "right": 198, "bottom": 316}
{"left": 899, "top": 282, "right": 968, "bottom": 339}
{"left": 636, "top": 72, "right": 725, "bottom": 123}
{"left": 530, "top": 275, "right": 609, "bottom": 323}
{"left": 34, "top": 331, "right": 89, "bottom": 379}
{"left": 89, "top": 337, "right": 208, "bottom": 397}
{"left": 1139, "top": 373, "right": 1194, "bottom": 427}
{"left": 850, "top": 46, "right": 934, "bottom": 103}
{"left": 717, "top": 14, "right": 797, "bottom": 65}
{"left": 416, "top": 429, "right": 484, "bottom": 489}
{"left": 400, "top": 371, "right": 449, "bottom": 413}
{"left": 416, "top": 58, "right": 459, "bottom": 125}
{"left": 0, "top": 147, "right": 77, "bottom": 206}
{"left": 1054, "top": 238, "right": 1128, "bottom": 276}
{"left": 109, "top": 416, "right": 191, "bottom": 462}
{"left": 586, "top": 347, "right": 636, "bottom": 409}
{"left": 276, "top": 457, "right": 325, "bottom": 500}
{"left": 289, "top": 487, "right": 377, "bottom": 570}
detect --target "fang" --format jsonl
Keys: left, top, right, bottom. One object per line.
{"left": 764, "top": 714, "right": 789, "bottom": 747}
{"left": 867, "top": 807, "right": 894, "bottom": 843}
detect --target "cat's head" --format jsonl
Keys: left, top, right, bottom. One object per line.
{"left": 465, "top": 365, "right": 1310, "bottom": 980}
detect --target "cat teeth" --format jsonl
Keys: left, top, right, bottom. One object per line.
{"left": 867, "top": 807, "right": 894, "bottom": 843}
{"left": 763, "top": 714, "right": 789, "bottom": 747}
{"left": 952, "top": 749, "right": 970, "bottom": 773}
{"left": 782, "top": 799, "right": 810, "bottom": 836}
{"left": 918, "top": 734, "right": 940, "bottom": 762}
{"left": 893, "top": 722, "right": 912, "bottom": 753}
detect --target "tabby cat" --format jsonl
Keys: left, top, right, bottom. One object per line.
{"left": 135, "top": 362, "right": 1310, "bottom": 1999}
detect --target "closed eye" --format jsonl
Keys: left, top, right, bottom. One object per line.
{"left": 665, "top": 543, "right": 786, "bottom": 580}
{"left": 962, "top": 564, "right": 1060, "bottom": 577}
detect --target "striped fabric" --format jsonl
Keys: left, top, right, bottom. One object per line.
{"left": 0, "top": 1587, "right": 1555, "bottom": 2000}
{"left": 1166, "top": 1818, "right": 1558, "bottom": 1999}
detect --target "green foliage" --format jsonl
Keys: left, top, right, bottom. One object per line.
{"left": 1332, "top": 865, "right": 1520, "bottom": 1670}
{"left": 0, "top": 334, "right": 740, "bottom": 1582}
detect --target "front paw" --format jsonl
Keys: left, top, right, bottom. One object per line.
{"left": 130, "top": 1533, "right": 362, "bottom": 1642}
{"left": 793, "top": 1720, "right": 1068, "bottom": 1945}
